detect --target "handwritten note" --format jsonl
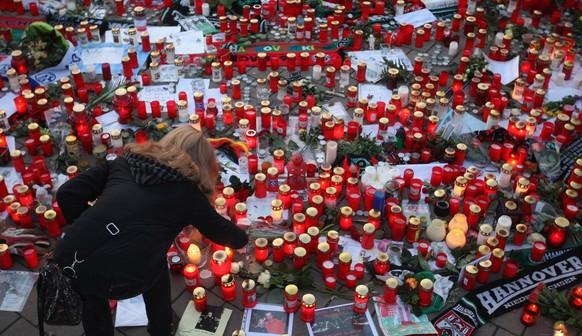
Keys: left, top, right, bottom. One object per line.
{"left": 138, "top": 85, "right": 178, "bottom": 111}
{"left": 394, "top": 9, "right": 438, "bottom": 28}
{"left": 81, "top": 47, "right": 125, "bottom": 65}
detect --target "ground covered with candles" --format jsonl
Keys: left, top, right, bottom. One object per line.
{"left": 0, "top": 0, "right": 581, "bottom": 335}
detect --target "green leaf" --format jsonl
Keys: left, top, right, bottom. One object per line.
{"left": 287, "top": 140, "right": 300, "bottom": 151}
{"left": 418, "top": 255, "right": 430, "bottom": 272}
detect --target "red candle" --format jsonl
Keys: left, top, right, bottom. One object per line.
{"left": 0, "top": 244, "right": 12, "bottom": 269}
{"left": 345, "top": 272, "right": 357, "bottom": 288}
{"left": 503, "top": 259, "right": 519, "bottom": 278}
{"left": 364, "top": 187, "right": 376, "bottom": 211}
{"left": 353, "top": 285, "right": 369, "bottom": 313}
{"left": 221, "top": 274, "right": 236, "bottom": 301}
{"left": 22, "top": 244, "right": 39, "bottom": 268}
{"left": 255, "top": 238, "right": 268, "bottom": 262}
{"left": 325, "top": 275, "right": 337, "bottom": 289}
{"left": 272, "top": 238, "right": 284, "bottom": 263}
{"left": 242, "top": 279, "right": 257, "bottom": 308}
{"left": 337, "top": 252, "right": 352, "bottom": 279}
{"left": 193, "top": 287, "right": 207, "bottom": 312}
{"left": 418, "top": 240, "right": 430, "bottom": 257}
{"left": 530, "top": 241, "right": 546, "bottom": 262}
{"left": 462, "top": 265, "right": 478, "bottom": 290}
{"left": 520, "top": 302, "right": 540, "bottom": 326}
{"left": 477, "top": 260, "right": 492, "bottom": 283}
{"left": 293, "top": 247, "right": 307, "bottom": 269}
{"left": 353, "top": 263, "right": 365, "bottom": 279}
{"left": 436, "top": 253, "right": 447, "bottom": 268}
{"left": 383, "top": 278, "right": 398, "bottom": 303}
{"left": 569, "top": 287, "right": 582, "bottom": 309}
{"left": 419, "top": 279, "right": 434, "bottom": 307}
{"left": 300, "top": 294, "right": 316, "bottom": 323}
{"left": 183, "top": 264, "right": 200, "bottom": 292}
{"left": 322, "top": 260, "right": 334, "bottom": 278}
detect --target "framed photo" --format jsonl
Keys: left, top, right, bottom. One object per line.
{"left": 242, "top": 303, "right": 293, "bottom": 336}
{"left": 175, "top": 302, "right": 232, "bottom": 336}
{"left": 307, "top": 303, "right": 379, "bottom": 336}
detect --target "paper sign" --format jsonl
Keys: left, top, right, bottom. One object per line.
{"left": 159, "top": 65, "right": 179, "bottom": 83}
{"left": 138, "top": 85, "right": 179, "bottom": 111}
{"left": 81, "top": 47, "right": 125, "bottom": 65}
{"left": 395, "top": 9, "right": 438, "bottom": 28}
{"left": 115, "top": 295, "right": 148, "bottom": 327}
{"left": 0, "top": 92, "right": 18, "bottom": 119}
{"left": 104, "top": 26, "right": 181, "bottom": 44}
{"left": 483, "top": 55, "right": 519, "bottom": 85}
{"left": 167, "top": 31, "right": 206, "bottom": 55}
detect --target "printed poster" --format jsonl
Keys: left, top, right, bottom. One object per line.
{"left": 307, "top": 303, "right": 378, "bottom": 336}
{"left": 373, "top": 297, "right": 437, "bottom": 336}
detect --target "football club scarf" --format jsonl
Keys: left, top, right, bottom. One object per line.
{"left": 432, "top": 245, "right": 582, "bottom": 336}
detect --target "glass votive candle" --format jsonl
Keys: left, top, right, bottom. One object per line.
{"left": 325, "top": 274, "right": 337, "bottom": 289}
{"left": 22, "top": 244, "right": 39, "bottom": 268}
{"left": 300, "top": 294, "right": 316, "bottom": 323}
{"left": 353, "top": 263, "right": 365, "bottom": 279}
{"left": 520, "top": 302, "right": 540, "bottom": 326}
{"left": 221, "top": 274, "right": 236, "bottom": 301}
{"left": 530, "top": 241, "right": 546, "bottom": 262}
{"left": 272, "top": 238, "right": 284, "bottom": 263}
{"left": 419, "top": 279, "right": 434, "bottom": 307}
{"left": 384, "top": 277, "right": 398, "bottom": 303}
{"left": 568, "top": 287, "right": 582, "bottom": 309}
{"left": 193, "top": 287, "right": 207, "bottom": 312}
{"left": 284, "top": 284, "right": 299, "bottom": 313}
{"left": 255, "top": 238, "right": 268, "bottom": 262}
{"left": 322, "top": 260, "right": 335, "bottom": 278}
{"left": 462, "top": 265, "right": 478, "bottom": 291}
{"left": 345, "top": 271, "right": 357, "bottom": 288}
{"left": 503, "top": 259, "right": 519, "bottom": 278}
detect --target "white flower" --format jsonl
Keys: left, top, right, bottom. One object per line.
{"left": 230, "top": 261, "right": 243, "bottom": 274}
{"left": 257, "top": 270, "right": 271, "bottom": 288}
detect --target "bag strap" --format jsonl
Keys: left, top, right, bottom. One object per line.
{"left": 37, "top": 270, "right": 45, "bottom": 336}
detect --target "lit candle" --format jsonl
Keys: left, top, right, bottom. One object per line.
{"left": 339, "top": 206, "right": 353, "bottom": 231}
{"left": 271, "top": 199, "right": 284, "bottom": 225}
{"left": 210, "top": 250, "right": 231, "bottom": 284}
{"left": 283, "top": 232, "right": 297, "bottom": 257}
{"left": 520, "top": 302, "right": 540, "bottom": 326}
{"left": 193, "top": 287, "right": 207, "bottom": 312}
{"left": 373, "top": 252, "right": 390, "bottom": 275}
{"left": 353, "top": 285, "right": 369, "bottom": 313}
{"left": 361, "top": 223, "right": 376, "bottom": 250}
{"left": 300, "top": 294, "right": 316, "bottom": 323}
{"left": 419, "top": 279, "right": 434, "bottom": 307}
{"left": 183, "top": 264, "right": 200, "bottom": 292}
{"left": 569, "top": 287, "right": 582, "bottom": 309}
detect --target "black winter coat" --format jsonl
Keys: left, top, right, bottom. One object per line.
{"left": 54, "top": 154, "right": 248, "bottom": 283}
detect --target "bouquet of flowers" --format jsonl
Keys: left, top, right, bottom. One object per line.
{"left": 18, "top": 22, "right": 69, "bottom": 72}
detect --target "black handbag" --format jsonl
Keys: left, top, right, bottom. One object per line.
{"left": 37, "top": 259, "right": 82, "bottom": 336}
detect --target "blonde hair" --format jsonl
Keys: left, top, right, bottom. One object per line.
{"left": 125, "top": 125, "right": 218, "bottom": 199}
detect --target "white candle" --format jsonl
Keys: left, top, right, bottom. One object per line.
{"left": 313, "top": 65, "right": 322, "bottom": 80}
{"left": 202, "top": 3, "right": 210, "bottom": 16}
{"left": 556, "top": 73, "right": 565, "bottom": 86}
{"left": 496, "top": 215, "right": 512, "bottom": 233}
{"left": 448, "top": 41, "right": 458, "bottom": 56}
{"left": 494, "top": 32, "right": 504, "bottom": 46}
{"left": 446, "top": 228, "right": 466, "bottom": 249}
{"left": 325, "top": 141, "right": 337, "bottom": 165}
{"left": 187, "top": 244, "right": 202, "bottom": 264}
{"left": 397, "top": 86, "right": 409, "bottom": 105}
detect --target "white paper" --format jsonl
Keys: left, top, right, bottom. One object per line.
{"left": 167, "top": 31, "right": 206, "bottom": 55}
{"left": 95, "top": 111, "right": 120, "bottom": 128}
{"left": 81, "top": 47, "right": 125, "bottom": 65}
{"left": 394, "top": 9, "right": 438, "bottom": 28}
{"left": 483, "top": 55, "right": 519, "bottom": 85}
{"left": 358, "top": 84, "right": 394, "bottom": 104}
{"left": 322, "top": 103, "right": 350, "bottom": 121}
{"left": 0, "top": 270, "right": 38, "bottom": 312}
{"left": 105, "top": 26, "right": 182, "bottom": 44}
{"left": 0, "top": 92, "right": 18, "bottom": 119}
{"left": 114, "top": 295, "right": 148, "bottom": 327}
{"left": 341, "top": 237, "right": 383, "bottom": 265}
{"left": 137, "top": 85, "right": 179, "bottom": 113}
{"left": 159, "top": 65, "right": 179, "bottom": 83}
{"left": 0, "top": 166, "right": 23, "bottom": 191}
